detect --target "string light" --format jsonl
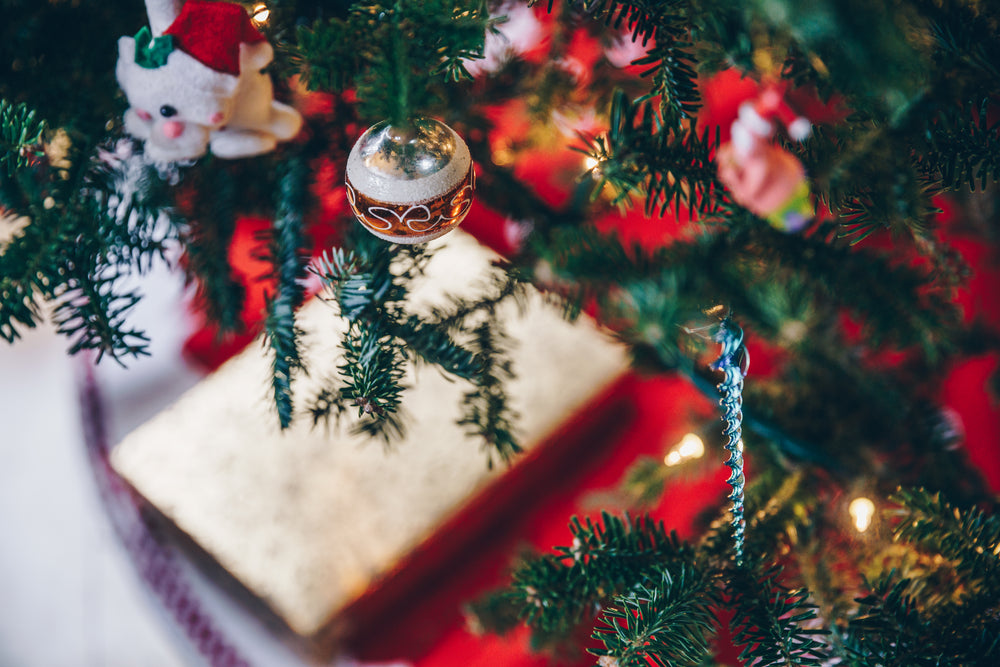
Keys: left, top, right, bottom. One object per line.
{"left": 492, "top": 146, "right": 514, "bottom": 166}
{"left": 584, "top": 156, "right": 599, "bottom": 170}
{"left": 251, "top": 3, "right": 270, "bottom": 25}
{"left": 664, "top": 433, "right": 705, "bottom": 467}
{"left": 849, "top": 497, "right": 876, "bottom": 533}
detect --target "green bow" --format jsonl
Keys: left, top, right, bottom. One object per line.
{"left": 133, "top": 26, "right": 174, "bottom": 69}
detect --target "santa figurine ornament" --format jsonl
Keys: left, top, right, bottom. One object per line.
{"left": 116, "top": 0, "right": 302, "bottom": 163}
{"left": 716, "top": 86, "right": 814, "bottom": 232}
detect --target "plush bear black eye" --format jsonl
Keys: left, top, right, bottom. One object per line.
{"left": 159, "top": 105, "right": 178, "bottom": 118}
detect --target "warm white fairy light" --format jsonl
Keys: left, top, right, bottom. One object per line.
{"left": 664, "top": 433, "right": 705, "bottom": 467}
{"left": 849, "top": 497, "right": 876, "bottom": 533}
{"left": 584, "top": 156, "right": 599, "bottom": 170}
{"left": 252, "top": 3, "right": 270, "bottom": 25}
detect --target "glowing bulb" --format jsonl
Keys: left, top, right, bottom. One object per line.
{"left": 664, "top": 433, "right": 705, "bottom": 467}
{"left": 252, "top": 3, "right": 270, "bottom": 24}
{"left": 584, "top": 156, "right": 599, "bottom": 170}
{"left": 492, "top": 147, "right": 514, "bottom": 166}
{"left": 849, "top": 497, "right": 876, "bottom": 533}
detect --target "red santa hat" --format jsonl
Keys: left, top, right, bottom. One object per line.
{"left": 745, "top": 86, "right": 812, "bottom": 142}
{"left": 163, "top": 0, "right": 266, "bottom": 76}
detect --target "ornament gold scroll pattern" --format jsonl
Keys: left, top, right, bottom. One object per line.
{"left": 346, "top": 167, "right": 475, "bottom": 239}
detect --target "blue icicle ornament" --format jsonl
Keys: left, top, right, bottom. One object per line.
{"left": 711, "top": 318, "right": 749, "bottom": 565}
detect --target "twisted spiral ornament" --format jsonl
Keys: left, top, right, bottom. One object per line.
{"left": 711, "top": 318, "right": 748, "bottom": 566}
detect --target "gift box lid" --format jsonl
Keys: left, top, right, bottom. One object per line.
{"left": 110, "top": 231, "right": 628, "bottom": 642}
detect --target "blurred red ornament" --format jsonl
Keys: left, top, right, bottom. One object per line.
{"left": 604, "top": 29, "right": 650, "bottom": 68}
{"left": 463, "top": 3, "right": 547, "bottom": 77}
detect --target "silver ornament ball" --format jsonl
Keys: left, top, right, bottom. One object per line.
{"left": 345, "top": 117, "right": 475, "bottom": 243}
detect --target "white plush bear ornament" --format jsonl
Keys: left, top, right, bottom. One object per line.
{"left": 117, "top": 0, "right": 302, "bottom": 162}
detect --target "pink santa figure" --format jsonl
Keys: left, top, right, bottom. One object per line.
{"left": 715, "top": 86, "right": 815, "bottom": 232}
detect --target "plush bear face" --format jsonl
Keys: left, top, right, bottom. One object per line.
{"left": 117, "top": 35, "right": 239, "bottom": 146}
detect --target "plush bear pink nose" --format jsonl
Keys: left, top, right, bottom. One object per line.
{"left": 209, "top": 112, "right": 225, "bottom": 125}
{"left": 162, "top": 120, "right": 184, "bottom": 139}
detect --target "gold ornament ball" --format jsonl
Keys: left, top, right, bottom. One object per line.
{"left": 345, "top": 117, "right": 475, "bottom": 244}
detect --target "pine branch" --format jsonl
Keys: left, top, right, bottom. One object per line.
{"left": 312, "top": 236, "right": 414, "bottom": 323}
{"left": 847, "top": 491, "right": 1000, "bottom": 664}
{"left": 573, "top": 0, "right": 700, "bottom": 130}
{"left": 182, "top": 163, "right": 246, "bottom": 334}
{"left": 689, "top": 0, "right": 756, "bottom": 74}
{"left": 292, "top": 16, "right": 364, "bottom": 94}
{"left": 1, "top": 137, "right": 165, "bottom": 360}
{"left": 508, "top": 512, "right": 695, "bottom": 638}
{"left": 534, "top": 221, "right": 976, "bottom": 485}
{"left": 311, "top": 236, "right": 426, "bottom": 439}
{"left": 591, "top": 566, "right": 718, "bottom": 667}
{"left": 751, "top": 223, "right": 961, "bottom": 359}
{"left": 847, "top": 569, "right": 999, "bottom": 667}
{"left": 727, "top": 563, "right": 830, "bottom": 667}
{"left": 632, "top": 7, "right": 701, "bottom": 129}
{"left": 429, "top": 1, "right": 503, "bottom": 83}
{"left": 338, "top": 320, "right": 408, "bottom": 441}
{"left": 918, "top": 0, "right": 1000, "bottom": 87}
{"left": 578, "top": 91, "right": 723, "bottom": 219}
{"left": 263, "top": 157, "right": 310, "bottom": 429}
{"left": 51, "top": 262, "right": 149, "bottom": 363}
{"left": 392, "top": 315, "right": 483, "bottom": 381}
{"left": 311, "top": 240, "right": 513, "bottom": 436}
{"left": 890, "top": 488, "right": 1000, "bottom": 598}
{"left": 541, "top": 220, "right": 961, "bottom": 361}
{"left": 457, "top": 318, "right": 520, "bottom": 467}
{"left": 314, "top": 255, "right": 525, "bottom": 461}
{"left": 837, "top": 180, "right": 941, "bottom": 246}
{"left": 47, "top": 191, "right": 155, "bottom": 363}
{"left": 0, "top": 205, "right": 63, "bottom": 342}
{"left": 0, "top": 100, "right": 46, "bottom": 176}
{"left": 463, "top": 587, "right": 524, "bottom": 638}
{"left": 425, "top": 268, "right": 531, "bottom": 331}
{"left": 180, "top": 165, "right": 245, "bottom": 335}
{"left": 291, "top": 0, "right": 494, "bottom": 122}
{"left": 919, "top": 98, "right": 1000, "bottom": 192}
{"left": 851, "top": 482, "right": 1000, "bottom": 663}
{"left": 635, "top": 37, "right": 700, "bottom": 131}
{"left": 740, "top": 468, "right": 818, "bottom": 557}
{"left": 847, "top": 575, "right": 933, "bottom": 667}
{"left": 0, "top": 3, "right": 146, "bottom": 133}
{"left": 798, "top": 121, "right": 942, "bottom": 244}
{"left": 87, "top": 142, "right": 176, "bottom": 270}
{"left": 747, "top": 0, "right": 928, "bottom": 122}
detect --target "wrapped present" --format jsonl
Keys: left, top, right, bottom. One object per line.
{"left": 110, "top": 231, "right": 628, "bottom": 653}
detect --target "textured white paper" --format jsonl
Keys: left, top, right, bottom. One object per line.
{"left": 111, "top": 231, "right": 627, "bottom": 639}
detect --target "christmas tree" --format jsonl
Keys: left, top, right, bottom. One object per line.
{"left": 2, "top": 0, "right": 999, "bottom": 664}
